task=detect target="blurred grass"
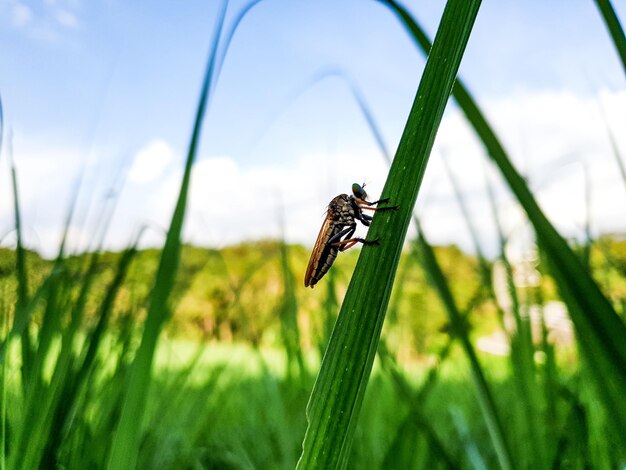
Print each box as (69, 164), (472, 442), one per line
(594, 0), (626, 75)
(415, 219), (514, 470)
(0, 1), (625, 469)
(107, 4), (228, 468)
(383, 0), (626, 442)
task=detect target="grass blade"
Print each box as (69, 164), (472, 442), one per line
(594, 0), (626, 75)
(414, 221), (514, 470)
(107, 4), (227, 469)
(8, 152), (33, 387)
(0, 287), (7, 470)
(297, 1), (482, 467)
(278, 222), (306, 380)
(378, 340), (457, 468)
(382, 0), (626, 434)
(600, 105), (626, 197)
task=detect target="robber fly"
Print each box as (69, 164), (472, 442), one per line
(304, 183), (398, 288)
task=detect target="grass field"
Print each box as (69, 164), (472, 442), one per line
(1, 0), (626, 468)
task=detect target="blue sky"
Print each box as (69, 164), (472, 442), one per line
(0, 0), (625, 257)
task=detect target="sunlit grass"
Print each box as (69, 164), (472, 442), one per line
(0, 0), (625, 469)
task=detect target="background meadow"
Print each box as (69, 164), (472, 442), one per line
(1, 0), (625, 468)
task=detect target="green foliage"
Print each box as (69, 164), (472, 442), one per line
(594, 0), (626, 75)
(384, 0), (626, 446)
(0, 241), (482, 348)
(107, 4), (228, 468)
(1, 1), (626, 469)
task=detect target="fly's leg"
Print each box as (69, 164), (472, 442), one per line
(329, 223), (379, 252)
(360, 205), (399, 212)
(333, 237), (380, 252)
(327, 224), (356, 246)
(359, 213), (373, 226)
(356, 197), (392, 206)
(356, 197), (399, 211)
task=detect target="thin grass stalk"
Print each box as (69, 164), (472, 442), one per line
(107, 4), (227, 468)
(450, 407), (488, 470)
(382, 0), (626, 432)
(214, 0), (263, 81)
(9, 155), (33, 388)
(440, 154), (485, 264)
(415, 220), (514, 470)
(0, 288), (6, 470)
(0, 270), (59, 359)
(11, 341), (74, 470)
(533, 283), (559, 442)
(30, 273), (66, 386)
(297, 1), (482, 467)
(278, 235), (306, 379)
(441, 155), (509, 329)
(40, 243), (140, 467)
(86, 163), (129, 253)
(551, 386), (591, 468)
(484, 165), (546, 467)
(483, 162), (521, 329)
(582, 163), (592, 270)
(414, 336), (454, 405)
(377, 340), (457, 468)
(599, 106), (626, 198)
(594, 0), (626, 75)
(380, 414), (423, 469)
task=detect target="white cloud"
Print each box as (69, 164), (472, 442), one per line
(418, 88), (626, 255)
(127, 139), (175, 184)
(123, 149), (389, 250)
(12, 3), (32, 27)
(55, 9), (78, 28)
(3, 0), (81, 40)
(2, 89), (626, 258)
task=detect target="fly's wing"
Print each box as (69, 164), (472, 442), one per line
(304, 213), (332, 287)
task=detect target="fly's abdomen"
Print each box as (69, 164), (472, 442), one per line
(308, 245), (339, 287)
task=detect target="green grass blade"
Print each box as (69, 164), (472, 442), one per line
(278, 225), (306, 379)
(297, 1), (482, 467)
(107, 4), (227, 469)
(8, 155), (33, 388)
(449, 407), (488, 470)
(377, 341), (457, 468)
(447, 157), (545, 466)
(39, 244), (140, 467)
(600, 106), (626, 197)
(415, 221), (514, 470)
(441, 155), (507, 321)
(78, 244), (140, 381)
(441, 154), (485, 263)
(383, 0), (626, 432)
(0, 287), (7, 470)
(594, 0), (626, 75)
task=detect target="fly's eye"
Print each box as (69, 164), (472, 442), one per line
(352, 183), (363, 198)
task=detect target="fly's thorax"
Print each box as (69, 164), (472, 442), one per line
(328, 194), (356, 225)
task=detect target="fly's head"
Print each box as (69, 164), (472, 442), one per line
(352, 182), (368, 202)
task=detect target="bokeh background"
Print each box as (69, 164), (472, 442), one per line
(0, 1), (625, 468)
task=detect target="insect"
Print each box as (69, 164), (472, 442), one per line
(304, 183), (398, 288)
